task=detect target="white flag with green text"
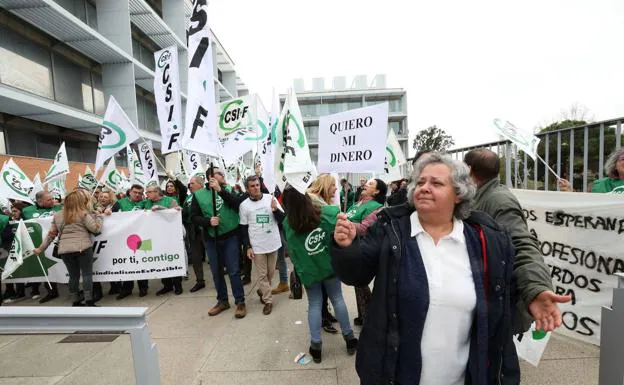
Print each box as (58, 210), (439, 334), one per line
(0, 159), (35, 204)
(44, 142), (70, 184)
(1, 220), (35, 280)
(96, 96), (141, 172)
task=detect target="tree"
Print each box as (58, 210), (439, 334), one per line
(413, 125), (455, 152)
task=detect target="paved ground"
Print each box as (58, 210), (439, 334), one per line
(0, 264), (600, 385)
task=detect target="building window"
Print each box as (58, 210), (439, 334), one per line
(305, 125), (319, 142)
(0, 26), (54, 99)
(136, 93), (160, 134)
(389, 121), (405, 136)
(309, 148), (318, 164)
(92, 73), (105, 115)
(52, 53), (91, 111)
(132, 32), (156, 71)
(389, 99), (402, 113)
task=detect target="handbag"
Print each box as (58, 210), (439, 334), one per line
(289, 270), (303, 300)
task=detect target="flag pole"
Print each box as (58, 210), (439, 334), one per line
(208, 162), (220, 269)
(535, 153), (561, 181)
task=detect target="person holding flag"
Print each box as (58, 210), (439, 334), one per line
(21, 191), (62, 303)
(0, 212), (14, 305)
(191, 167), (247, 319)
(109, 184), (148, 299)
(183, 175), (207, 293)
(33, 189), (103, 307)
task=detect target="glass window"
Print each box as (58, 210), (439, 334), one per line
(86, 1), (98, 30)
(81, 140), (97, 163)
(92, 73), (105, 115)
(0, 26), (54, 99)
(317, 103), (329, 116)
(136, 96), (146, 132)
(145, 100), (159, 133)
(6, 128), (36, 157)
(56, 0), (87, 24)
(114, 152), (127, 168)
(309, 148), (318, 164)
(389, 99), (402, 113)
(52, 53), (86, 110)
(348, 101), (362, 109)
(38, 135), (60, 159)
(328, 102), (342, 114)
(81, 71), (94, 113)
(65, 139), (83, 162)
(305, 125), (319, 141)
(141, 44), (155, 70)
(132, 38), (141, 62)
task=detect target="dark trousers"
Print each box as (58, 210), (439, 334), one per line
(121, 280), (148, 293)
(29, 282), (58, 295)
(355, 286), (372, 322)
(161, 277), (182, 289)
(240, 245), (252, 281)
(190, 236), (205, 283)
(60, 249), (94, 301)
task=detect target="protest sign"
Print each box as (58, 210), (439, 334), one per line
(512, 189), (624, 345)
(318, 103), (388, 173)
(3, 210), (186, 283)
(154, 46), (183, 154)
(182, 0), (219, 156)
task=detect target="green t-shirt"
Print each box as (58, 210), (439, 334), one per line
(117, 197), (145, 212)
(194, 186), (239, 236)
(22, 205), (62, 220)
(143, 196), (175, 210)
(591, 178), (624, 194)
(283, 205), (340, 287)
(346, 199), (383, 224)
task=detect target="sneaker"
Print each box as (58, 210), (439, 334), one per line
(271, 282), (289, 295)
(31, 294), (41, 300)
(156, 287), (173, 296)
(322, 321), (338, 334)
(346, 337), (358, 355)
(39, 291), (59, 304)
(256, 289), (266, 305)
(208, 301), (230, 316)
(262, 303), (273, 315)
(234, 303), (247, 319)
(10, 293), (26, 303)
(190, 282), (205, 293)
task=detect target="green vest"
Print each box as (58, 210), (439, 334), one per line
(182, 194), (194, 224)
(591, 178), (624, 194)
(194, 186), (239, 236)
(346, 199), (383, 224)
(22, 205), (62, 220)
(0, 214), (9, 247)
(167, 195), (180, 205)
(143, 196), (175, 210)
(117, 197), (145, 212)
(283, 205), (339, 287)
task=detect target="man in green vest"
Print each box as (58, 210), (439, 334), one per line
(111, 184), (148, 300)
(191, 167), (246, 319)
(21, 191), (62, 303)
(144, 185), (184, 296)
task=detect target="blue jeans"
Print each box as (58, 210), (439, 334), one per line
(206, 236), (245, 305)
(306, 277), (353, 344)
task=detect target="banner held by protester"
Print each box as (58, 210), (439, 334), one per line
(154, 46), (183, 154)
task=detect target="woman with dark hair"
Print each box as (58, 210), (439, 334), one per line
(345, 178), (387, 326)
(282, 187), (357, 364)
(165, 179), (188, 205)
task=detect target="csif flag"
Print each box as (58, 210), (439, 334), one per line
(182, 0), (219, 156)
(379, 129), (406, 183)
(0, 159), (35, 204)
(138, 141), (159, 186)
(182, 150), (204, 179)
(99, 158), (123, 192)
(2, 220), (36, 280)
(96, 96), (141, 172)
(274, 88), (317, 194)
(31, 173), (45, 201)
(493, 119), (540, 160)
(49, 176), (66, 199)
(154, 46), (183, 154)
(44, 142), (70, 184)
(79, 166), (98, 191)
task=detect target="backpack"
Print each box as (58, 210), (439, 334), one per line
(290, 270), (303, 300)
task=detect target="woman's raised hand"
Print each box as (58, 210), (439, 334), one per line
(334, 213), (356, 248)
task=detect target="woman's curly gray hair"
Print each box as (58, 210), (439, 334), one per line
(604, 148), (624, 179)
(408, 152), (476, 220)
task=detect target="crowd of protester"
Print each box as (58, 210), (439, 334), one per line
(7, 145), (621, 383)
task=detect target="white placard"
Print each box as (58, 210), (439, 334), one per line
(154, 46), (183, 154)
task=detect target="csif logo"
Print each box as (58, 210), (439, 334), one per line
(99, 121), (127, 150)
(386, 146), (397, 167)
(610, 186), (624, 194)
(157, 50), (171, 69)
(304, 228), (326, 254)
(219, 99), (249, 132)
(3, 168), (31, 197)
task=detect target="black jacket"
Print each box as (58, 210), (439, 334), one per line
(331, 204), (519, 385)
(386, 188), (407, 206)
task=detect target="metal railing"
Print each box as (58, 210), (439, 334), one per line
(446, 117), (624, 192)
(0, 306), (160, 385)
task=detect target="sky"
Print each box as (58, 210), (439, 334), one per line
(209, 0), (624, 156)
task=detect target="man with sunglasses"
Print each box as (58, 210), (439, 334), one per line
(191, 167), (247, 318)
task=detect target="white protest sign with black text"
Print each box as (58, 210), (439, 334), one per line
(4, 211), (186, 283)
(318, 103), (388, 173)
(182, 0), (219, 156)
(154, 46), (183, 154)
(512, 189), (624, 345)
